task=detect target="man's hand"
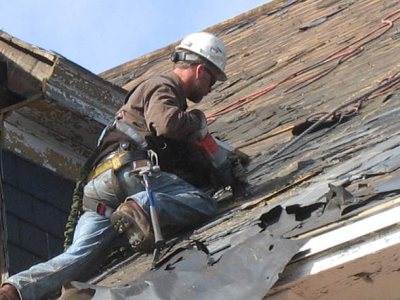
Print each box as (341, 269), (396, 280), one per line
(229, 153), (250, 182)
(229, 154), (251, 199)
(231, 157), (248, 183)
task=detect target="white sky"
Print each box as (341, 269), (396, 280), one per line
(0, 0), (270, 74)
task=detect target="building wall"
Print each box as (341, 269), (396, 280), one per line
(1, 150), (74, 275)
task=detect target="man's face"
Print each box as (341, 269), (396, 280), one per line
(187, 64), (217, 103)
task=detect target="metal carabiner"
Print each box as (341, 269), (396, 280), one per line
(147, 150), (159, 168)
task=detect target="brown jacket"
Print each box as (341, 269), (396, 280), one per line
(100, 72), (214, 188)
(117, 72), (203, 140)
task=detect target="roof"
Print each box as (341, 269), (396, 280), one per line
(2, 0), (400, 298)
(75, 0), (400, 298)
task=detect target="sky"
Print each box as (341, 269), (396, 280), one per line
(0, 0), (270, 74)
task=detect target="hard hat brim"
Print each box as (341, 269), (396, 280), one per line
(216, 72), (227, 82)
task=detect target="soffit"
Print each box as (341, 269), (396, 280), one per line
(0, 31), (127, 179)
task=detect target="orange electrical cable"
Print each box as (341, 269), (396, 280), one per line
(284, 8), (400, 94)
(206, 8), (400, 124)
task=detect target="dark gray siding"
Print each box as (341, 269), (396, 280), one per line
(1, 150), (74, 274)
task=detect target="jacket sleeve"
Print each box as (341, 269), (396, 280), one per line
(142, 82), (205, 141)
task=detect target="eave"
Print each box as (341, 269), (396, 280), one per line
(0, 31), (127, 179)
(267, 198), (400, 299)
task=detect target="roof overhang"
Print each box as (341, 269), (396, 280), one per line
(267, 198), (400, 299)
(0, 31), (127, 179)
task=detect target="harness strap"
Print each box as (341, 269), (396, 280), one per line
(87, 149), (148, 181)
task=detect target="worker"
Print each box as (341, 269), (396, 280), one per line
(0, 31), (247, 300)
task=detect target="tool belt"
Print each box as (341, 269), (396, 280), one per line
(87, 149), (149, 182)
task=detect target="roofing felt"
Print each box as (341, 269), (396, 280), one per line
(70, 0), (400, 298)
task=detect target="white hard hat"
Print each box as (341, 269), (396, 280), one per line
(175, 32), (227, 81)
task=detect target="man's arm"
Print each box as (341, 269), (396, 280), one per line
(143, 84), (204, 141)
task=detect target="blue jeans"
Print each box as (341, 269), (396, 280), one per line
(6, 168), (217, 299)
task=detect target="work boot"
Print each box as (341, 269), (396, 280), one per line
(110, 199), (155, 252)
(0, 284), (20, 300)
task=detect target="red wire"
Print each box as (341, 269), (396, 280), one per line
(206, 8), (400, 124)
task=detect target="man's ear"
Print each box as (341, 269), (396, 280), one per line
(194, 64), (204, 80)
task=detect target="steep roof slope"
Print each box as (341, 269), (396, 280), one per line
(74, 0), (400, 298)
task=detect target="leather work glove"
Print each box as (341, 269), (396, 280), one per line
(229, 154), (251, 199)
(187, 109), (208, 142)
(229, 153), (249, 183)
(109, 199), (155, 252)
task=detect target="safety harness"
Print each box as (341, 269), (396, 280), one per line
(86, 149), (148, 182)
(63, 120), (150, 249)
